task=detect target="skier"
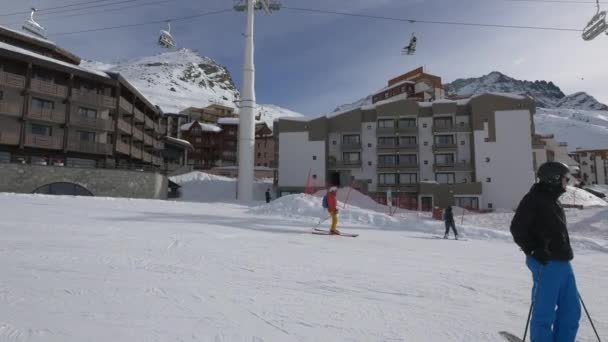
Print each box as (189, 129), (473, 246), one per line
(327, 186), (339, 235)
(265, 188), (271, 204)
(510, 161), (580, 342)
(443, 206), (458, 239)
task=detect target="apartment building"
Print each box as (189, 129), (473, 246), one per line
(276, 90), (537, 211)
(0, 25), (169, 198)
(532, 134), (579, 174)
(570, 148), (608, 185)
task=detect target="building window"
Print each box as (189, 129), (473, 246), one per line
(257, 153), (261, 158)
(342, 134), (360, 144)
(460, 141), (465, 146)
(486, 177), (492, 183)
(399, 118), (416, 128)
(78, 131), (96, 142)
(400, 173), (417, 184)
(422, 123), (427, 128)
(377, 119), (395, 128)
(484, 138), (490, 142)
(488, 203), (493, 209)
(455, 197), (479, 210)
(257, 163), (261, 166)
(313, 155), (317, 160)
(399, 136), (416, 146)
(379, 173), (397, 185)
(343, 152), (361, 163)
(436, 173), (455, 184)
(332, 140), (337, 145)
(264, 152), (267, 158)
(435, 154), (454, 166)
(433, 117), (453, 129)
(32, 98), (54, 110)
(78, 107), (97, 119)
(378, 155), (397, 167)
(434, 135), (454, 145)
(367, 179), (372, 184)
(367, 125), (372, 130)
(486, 157), (491, 163)
(368, 143), (372, 148)
(399, 154), (417, 165)
(424, 160), (428, 165)
(31, 124), (51, 136)
(0, 90), (3, 100)
(312, 174), (317, 179)
(195, 138), (202, 143)
(368, 161), (372, 166)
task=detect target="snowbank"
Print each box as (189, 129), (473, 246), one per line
(170, 171), (271, 202)
(560, 186), (607, 207)
(312, 187), (383, 212)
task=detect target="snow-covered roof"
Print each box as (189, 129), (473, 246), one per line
(164, 136), (193, 149)
(217, 117), (240, 125)
(180, 121), (222, 132)
(0, 41), (109, 79)
(376, 79), (415, 93)
(472, 92), (527, 100)
(0, 25), (56, 47)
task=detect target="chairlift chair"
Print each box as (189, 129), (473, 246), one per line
(582, 0), (607, 41)
(233, 0), (281, 13)
(401, 33), (417, 56)
(22, 8), (47, 39)
(158, 21), (176, 49)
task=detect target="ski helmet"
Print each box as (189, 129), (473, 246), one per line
(537, 161), (570, 186)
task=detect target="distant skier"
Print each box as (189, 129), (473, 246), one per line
(510, 161), (580, 342)
(443, 206), (458, 239)
(265, 188), (271, 204)
(327, 186), (339, 235)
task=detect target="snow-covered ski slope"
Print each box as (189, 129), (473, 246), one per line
(0, 192), (606, 341)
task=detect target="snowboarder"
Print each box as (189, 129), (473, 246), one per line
(327, 186), (339, 235)
(510, 161), (580, 342)
(443, 206), (458, 239)
(265, 188), (271, 203)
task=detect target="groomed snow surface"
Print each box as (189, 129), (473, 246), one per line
(1, 184), (607, 341)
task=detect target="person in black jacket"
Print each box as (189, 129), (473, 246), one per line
(265, 189), (271, 204)
(443, 206), (458, 239)
(510, 161), (580, 342)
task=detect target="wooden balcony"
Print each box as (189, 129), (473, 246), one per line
(119, 97), (132, 113)
(131, 145), (143, 159)
(70, 115), (114, 131)
(117, 119), (132, 134)
(67, 140), (113, 155)
(72, 89), (116, 108)
(26, 107), (65, 124)
(0, 71), (26, 89)
(116, 140), (130, 155)
(143, 134), (153, 146)
(133, 109), (145, 123)
(30, 79), (68, 98)
(0, 131), (20, 145)
(0, 102), (22, 118)
(132, 127), (144, 141)
(24, 134), (63, 150)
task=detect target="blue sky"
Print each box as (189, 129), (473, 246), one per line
(1, 0), (607, 116)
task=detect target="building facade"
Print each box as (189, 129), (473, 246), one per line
(571, 149), (608, 185)
(276, 93), (537, 211)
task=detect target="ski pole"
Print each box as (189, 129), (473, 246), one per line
(522, 300), (533, 342)
(312, 215), (330, 230)
(580, 293), (602, 342)
(523, 265), (545, 342)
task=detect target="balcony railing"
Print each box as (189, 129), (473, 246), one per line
(397, 161), (419, 169)
(131, 145), (143, 159)
(30, 79), (68, 98)
(72, 89), (116, 108)
(116, 140), (130, 155)
(67, 140), (113, 155)
(119, 97), (132, 113)
(26, 107), (65, 124)
(377, 141), (397, 150)
(117, 119), (132, 134)
(70, 115), (114, 131)
(433, 161), (474, 172)
(144, 116), (154, 130)
(432, 124), (472, 133)
(143, 134), (153, 146)
(24, 134), (63, 150)
(0, 71), (26, 89)
(134, 109), (145, 122)
(432, 143), (458, 151)
(0, 131), (20, 145)
(132, 127), (144, 141)
(0, 102), (22, 118)
(328, 160), (362, 169)
(340, 141), (362, 151)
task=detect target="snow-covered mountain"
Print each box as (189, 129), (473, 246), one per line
(556, 92), (608, 111)
(81, 49), (304, 128)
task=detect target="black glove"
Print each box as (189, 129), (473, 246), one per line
(530, 248), (550, 265)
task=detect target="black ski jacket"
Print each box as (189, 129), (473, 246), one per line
(510, 183), (573, 261)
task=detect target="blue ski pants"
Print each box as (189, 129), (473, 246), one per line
(526, 256), (581, 342)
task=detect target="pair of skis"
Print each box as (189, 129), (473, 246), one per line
(312, 227), (358, 238)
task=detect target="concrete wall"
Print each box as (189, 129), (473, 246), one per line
(473, 109), (535, 210)
(0, 164), (167, 199)
(278, 131), (326, 188)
